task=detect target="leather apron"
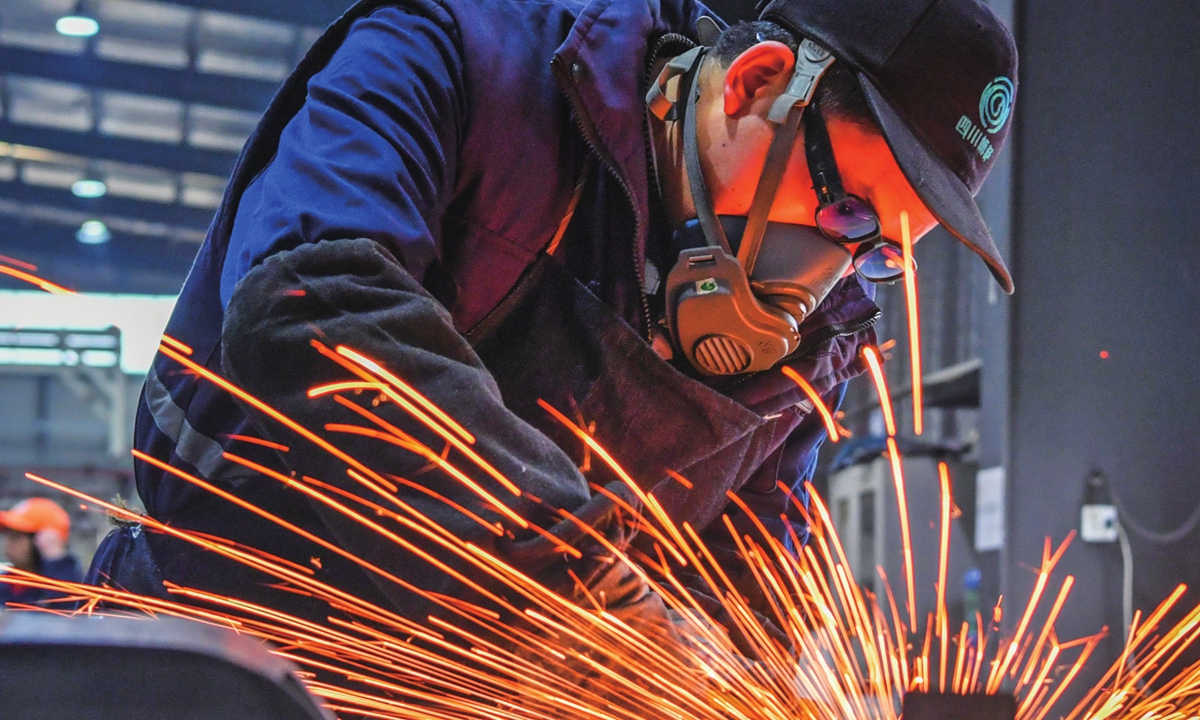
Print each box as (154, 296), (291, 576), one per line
(467, 251), (797, 538)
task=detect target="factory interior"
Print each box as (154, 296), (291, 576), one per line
(0, 0), (1197, 718)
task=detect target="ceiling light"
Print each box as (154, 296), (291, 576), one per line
(76, 220), (111, 245)
(71, 179), (108, 199)
(56, 16), (100, 38)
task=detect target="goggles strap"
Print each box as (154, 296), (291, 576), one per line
(803, 102), (843, 205)
(681, 51), (734, 256)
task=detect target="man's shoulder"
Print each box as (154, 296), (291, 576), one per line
(349, 0), (707, 52)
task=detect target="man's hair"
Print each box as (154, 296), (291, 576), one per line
(712, 21), (876, 129)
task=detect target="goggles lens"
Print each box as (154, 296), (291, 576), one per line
(853, 241), (911, 283)
(815, 196), (880, 244)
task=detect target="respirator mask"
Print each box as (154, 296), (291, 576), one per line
(646, 38), (905, 376)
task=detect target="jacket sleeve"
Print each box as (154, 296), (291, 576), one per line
(214, 5), (677, 638)
(220, 4), (463, 309)
(222, 238), (674, 634)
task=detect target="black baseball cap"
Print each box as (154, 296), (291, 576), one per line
(759, 0), (1019, 293)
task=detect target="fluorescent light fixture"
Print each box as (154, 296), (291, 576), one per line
(71, 179), (108, 199)
(56, 15), (100, 38)
(76, 220), (112, 245)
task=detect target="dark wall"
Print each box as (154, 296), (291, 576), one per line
(1008, 0), (1200, 698)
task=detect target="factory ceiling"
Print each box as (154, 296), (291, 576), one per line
(0, 0), (349, 294)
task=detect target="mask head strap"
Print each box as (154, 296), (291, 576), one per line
(737, 39), (835, 275)
(648, 38), (836, 267)
(646, 44), (733, 254)
(646, 47), (706, 122)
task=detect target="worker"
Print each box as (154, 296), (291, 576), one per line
(87, 0), (1017, 650)
(1, 497), (83, 608)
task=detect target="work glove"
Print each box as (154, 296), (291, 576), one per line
(495, 480), (672, 636)
(494, 482), (709, 702)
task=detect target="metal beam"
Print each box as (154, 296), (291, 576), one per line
(0, 181), (216, 231)
(0, 222), (195, 295)
(0, 47), (279, 113)
(0, 121), (238, 176)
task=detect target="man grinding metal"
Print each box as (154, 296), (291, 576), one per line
(88, 0), (1017, 659)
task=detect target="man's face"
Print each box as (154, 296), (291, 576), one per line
(3, 531), (35, 572)
(694, 42), (938, 250)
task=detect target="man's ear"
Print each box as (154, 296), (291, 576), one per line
(723, 41), (795, 118)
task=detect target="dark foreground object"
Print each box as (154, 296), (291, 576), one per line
(905, 692), (1018, 720)
(0, 614), (330, 720)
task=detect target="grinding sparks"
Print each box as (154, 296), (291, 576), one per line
(900, 211), (923, 436)
(781, 366), (840, 442)
(160, 334), (193, 356)
(935, 462), (951, 693)
(0, 255), (74, 294)
(862, 345), (897, 437)
(0, 254), (38, 272)
(886, 437), (917, 629)
(2, 341), (1200, 720)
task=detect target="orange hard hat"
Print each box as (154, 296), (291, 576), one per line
(0, 498), (70, 542)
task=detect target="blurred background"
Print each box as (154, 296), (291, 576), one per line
(0, 0), (1197, 705)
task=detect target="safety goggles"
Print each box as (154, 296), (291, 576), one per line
(804, 103), (913, 283)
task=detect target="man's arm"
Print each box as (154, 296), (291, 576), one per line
(222, 237), (676, 661)
(220, 4), (463, 310)
(217, 5), (670, 635)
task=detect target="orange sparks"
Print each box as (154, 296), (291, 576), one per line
(988, 535), (1074, 693)
(335, 345), (477, 445)
(665, 470), (694, 490)
(224, 434), (290, 453)
(1, 339), (1196, 720)
(0, 264), (74, 294)
(886, 437), (917, 629)
(160, 334), (194, 356)
(781, 367), (840, 443)
(861, 345), (897, 437)
(537, 398), (651, 510)
(900, 210), (923, 436)
(935, 461), (951, 693)
(0, 254), (39, 272)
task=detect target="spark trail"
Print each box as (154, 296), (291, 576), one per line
(2, 259), (1198, 720)
(0, 255), (74, 294)
(2, 336), (1198, 720)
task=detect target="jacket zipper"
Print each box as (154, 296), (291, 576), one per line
(551, 56), (654, 341)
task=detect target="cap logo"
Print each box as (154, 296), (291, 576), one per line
(953, 77), (1013, 164)
(979, 77), (1015, 134)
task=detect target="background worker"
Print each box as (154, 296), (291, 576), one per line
(87, 0), (1018, 647)
(1, 497), (82, 608)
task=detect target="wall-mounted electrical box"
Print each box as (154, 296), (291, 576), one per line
(1081, 504), (1118, 543)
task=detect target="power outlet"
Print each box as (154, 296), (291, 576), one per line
(1081, 504), (1118, 543)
